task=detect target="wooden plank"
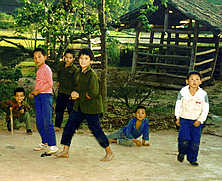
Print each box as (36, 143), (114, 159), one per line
(201, 76), (211, 82)
(138, 43), (192, 49)
(94, 54), (101, 58)
(137, 52), (189, 60)
(196, 49), (216, 56)
(133, 80), (182, 89)
(136, 71), (186, 79)
(91, 47), (101, 50)
(137, 62), (189, 69)
(131, 27), (141, 77)
(151, 28), (193, 34)
(194, 58), (214, 66)
(199, 68), (212, 75)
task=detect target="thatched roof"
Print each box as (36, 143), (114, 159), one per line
(116, 0), (222, 34)
(0, 0), (24, 14)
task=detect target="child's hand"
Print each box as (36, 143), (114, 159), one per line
(176, 118), (180, 126)
(193, 120), (201, 127)
(85, 93), (91, 100)
(71, 91), (79, 100)
(9, 107), (13, 111)
(19, 109), (25, 114)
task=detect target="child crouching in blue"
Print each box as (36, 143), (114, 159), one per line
(108, 105), (150, 147)
(175, 71), (209, 166)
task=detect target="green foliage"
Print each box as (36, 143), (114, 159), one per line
(108, 76), (154, 110)
(0, 12), (14, 29)
(107, 37), (121, 66)
(0, 67), (22, 101)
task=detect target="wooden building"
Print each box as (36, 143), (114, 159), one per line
(115, 0), (222, 89)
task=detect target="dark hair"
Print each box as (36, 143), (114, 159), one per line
(14, 87), (25, 96)
(78, 48), (94, 60)
(32, 48), (47, 57)
(186, 71), (201, 80)
(64, 48), (75, 57)
(135, 105), (146, 113)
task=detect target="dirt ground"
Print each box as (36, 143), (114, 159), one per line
(0, 129), (222, 181)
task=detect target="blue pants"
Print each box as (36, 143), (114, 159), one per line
(55, 92), (74, 128)
(35, 94), (56, 146)
(61, 110), (109, 148)
(178, 118), (202, 162)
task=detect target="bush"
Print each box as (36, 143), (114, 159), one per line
(106, 37), (120, 66)
(0, 67), (22, 101)
(0, 12), (14, 29)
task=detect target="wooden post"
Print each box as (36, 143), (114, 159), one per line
(164, 7), (169, 32)
(189, 21), (199, 72)
(10, 108), (13, 135)
(98, 0), (107, 108)
(210, 34), (220, 78)
(131, 26), (141, 78)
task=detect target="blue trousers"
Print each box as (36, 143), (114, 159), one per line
(55, 92), (74, 128)
(61, 110), (109, 148)
(178, 118), (202, 162)
(35, 94), (56, 146)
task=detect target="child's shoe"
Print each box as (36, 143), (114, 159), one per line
(190, 161), (199, 166)
(47, 146), (58, 154)
(26, 129), (33, 135)
(33, 143), (48, 151)
(177, 154), (184, 162)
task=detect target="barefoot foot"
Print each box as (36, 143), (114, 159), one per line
(55, 151), (69, 158)
(101, 151), (113, 161)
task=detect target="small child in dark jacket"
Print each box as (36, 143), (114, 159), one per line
(0, 87), (32, 134)
(107, 105), (150, 147)
(54, 49), (78, 131)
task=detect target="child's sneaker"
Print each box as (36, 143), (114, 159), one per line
(190, 161), (199, 166)
(33, 143), (48, 151)
(47, 146), (58, 154)
(177, 153), (184, 162)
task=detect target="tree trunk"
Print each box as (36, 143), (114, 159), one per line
(98, 0), (107, 111)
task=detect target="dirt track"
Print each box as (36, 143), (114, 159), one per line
(0, 129), (222, 181)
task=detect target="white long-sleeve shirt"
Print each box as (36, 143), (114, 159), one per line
(175, 85), (209, 124)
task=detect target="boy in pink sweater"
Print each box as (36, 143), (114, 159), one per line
(29, 48), (58, 154)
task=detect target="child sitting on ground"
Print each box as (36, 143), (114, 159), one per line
(0, 87), (32, 134)
(107, 105), (150, 147)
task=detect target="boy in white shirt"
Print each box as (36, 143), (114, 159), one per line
(175, 71), (209, 166)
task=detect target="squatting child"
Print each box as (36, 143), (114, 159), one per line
(175, 71), (209, 166)
(0, 87), (32, 134)
(56, 48), (113, 161)
(54, 48), (78, 131)
(29, 48), (58, 154)
(107, 105), (150, 147)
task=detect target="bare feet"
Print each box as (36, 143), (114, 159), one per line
(101, 146), (113, 161)
(101, 151), (113, 161)
(55, 151), (69, 158)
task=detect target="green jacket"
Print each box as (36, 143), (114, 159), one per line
(56, 61), (78, 95)
(73, 66), (103, 114)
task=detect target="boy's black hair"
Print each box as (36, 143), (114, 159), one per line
(135, 105), (147, 113)
(78, 48), (94, 60)
(186, 71), (201, 80)
(64, 48), (75, 57)
(14, 87), (25, 96)
(32, 48), (47, 57)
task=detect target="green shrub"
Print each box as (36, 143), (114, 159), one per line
(0, 12), (14, 29)
(107, 37), (120, 66)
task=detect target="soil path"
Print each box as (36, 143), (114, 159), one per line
(0, 129), (222, 181)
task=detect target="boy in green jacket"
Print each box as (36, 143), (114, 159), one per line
(54, 49), (78, 132)
(56, 48), (113, 161)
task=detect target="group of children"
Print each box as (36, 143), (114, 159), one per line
(0, 47), (209, 165)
